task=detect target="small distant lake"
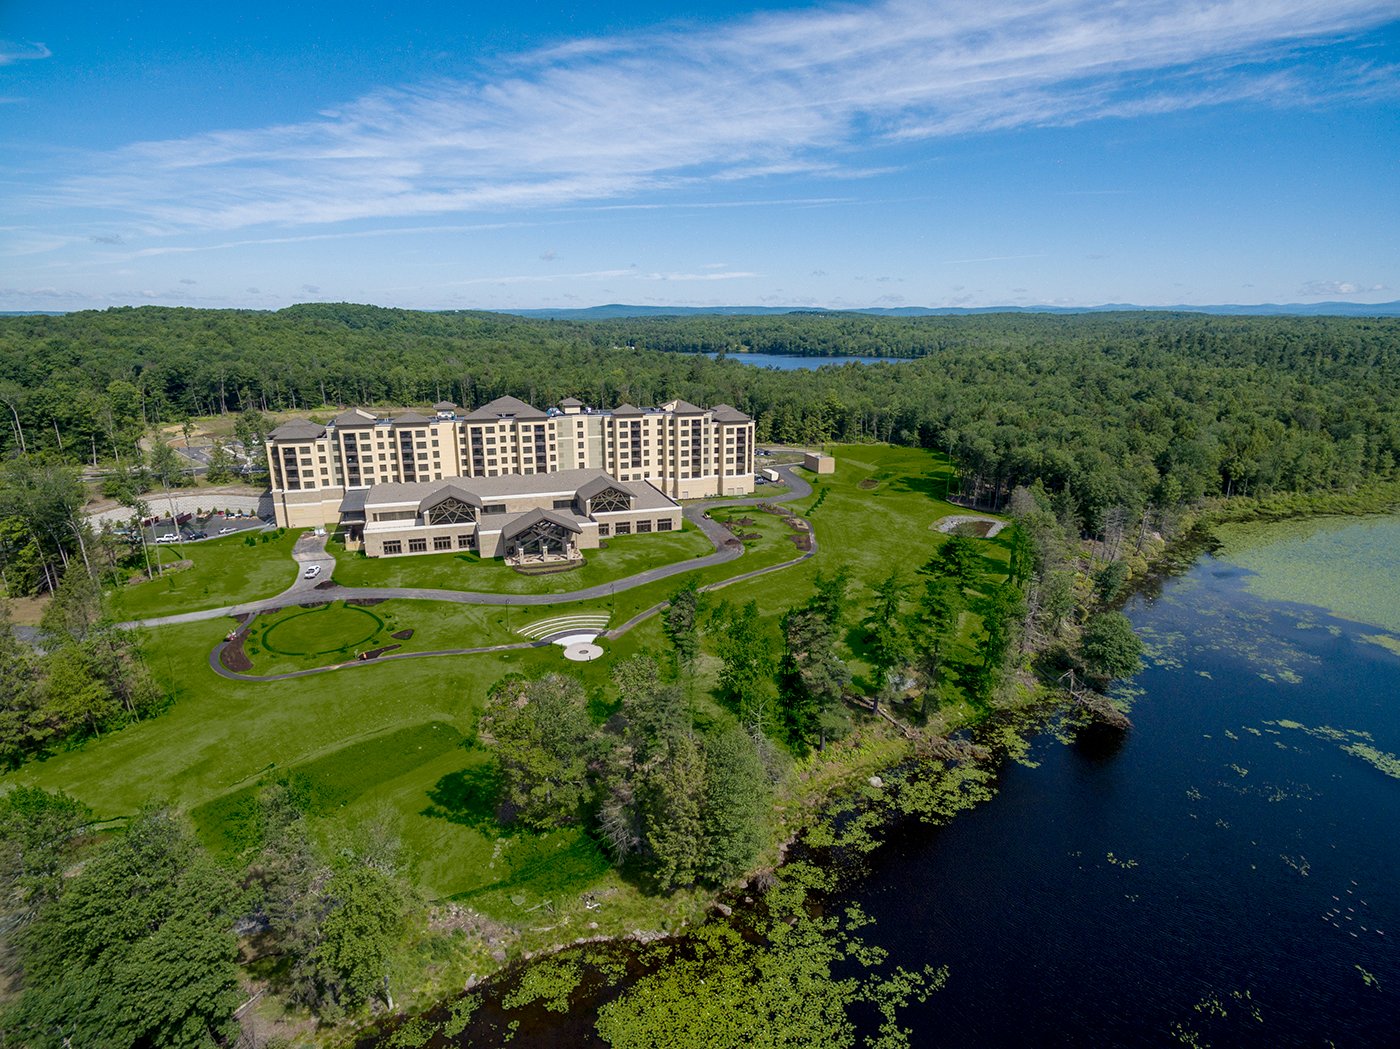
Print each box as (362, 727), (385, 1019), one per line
(703, 352), (912, 370)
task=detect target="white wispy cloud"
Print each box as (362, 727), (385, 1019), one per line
(43, 0), (1400, 231)
(1299, 279), (1389, 296)
(0, 41), (51, 66)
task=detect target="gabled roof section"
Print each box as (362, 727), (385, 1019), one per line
(501, 507), (583, 540)
(710, 403), (752, 423)
(611, 402), (645, 417)
(269, 418), (326, 441)
(662, 398), (706, 415)
(432, 401), (457, 411)
(332, 408), (377, 428)
(559, 396), (584, 407)
(464, 395), (547, 421)
(418, 484), (483, 514)
(392, 410), (432, 426)
(576, 474), (632, 505)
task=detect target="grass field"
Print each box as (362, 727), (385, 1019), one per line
(11, 445), (1005, 928)
(107, 529), (302, 620)
(328, 520), (715, 594)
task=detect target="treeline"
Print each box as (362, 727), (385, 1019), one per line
(0, 570), (161, 768)
(3, 304), (1397, 536)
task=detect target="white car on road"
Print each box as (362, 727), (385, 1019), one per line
(303, 564), (322, 580)
(218, 526), (237, 535)
(154, 533), (180, 544)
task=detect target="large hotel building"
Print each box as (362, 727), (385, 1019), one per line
(264, 395), (755, 558)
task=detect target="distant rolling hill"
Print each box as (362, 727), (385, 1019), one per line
(501, 301), (1400, 320)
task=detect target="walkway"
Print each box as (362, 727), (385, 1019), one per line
(192, 465), (820, 682)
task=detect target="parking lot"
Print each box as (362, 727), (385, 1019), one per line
(139, 512), (270, 545)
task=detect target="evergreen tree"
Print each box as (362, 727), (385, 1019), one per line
(642, 733), (707, 891)
(778, 607), (850, 751)
(661, 580), (703, 679)
(924, 534), (980, 587)
(700, 727), (768, 883)
(863, 570), (911, 691)
(709, 600), (776, 731)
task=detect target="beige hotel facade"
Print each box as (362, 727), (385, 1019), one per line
(264, 395), (755, 550)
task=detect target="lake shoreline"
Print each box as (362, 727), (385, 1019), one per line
(356, 480), (1400, 1047)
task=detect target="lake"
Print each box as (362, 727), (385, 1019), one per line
(703, 351), (912, 370)
(848, 514), (1400, 1046)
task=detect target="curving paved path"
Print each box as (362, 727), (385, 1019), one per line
(200, 466), (820, 682)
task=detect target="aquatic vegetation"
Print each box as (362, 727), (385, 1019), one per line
(1105, 852), (1138, 869)
(500, 957), (584, 1013)
(1228, 764), (1249, 778)
(1341, 743), (1400, 780)
(1214, 515), (1400, 634)
(1360, 634), (1400, 657)
(1356, 965), (1380, 990)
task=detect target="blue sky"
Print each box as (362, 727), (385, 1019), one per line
(2, 0), (1397, 311)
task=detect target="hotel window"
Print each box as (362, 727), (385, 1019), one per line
(637, 520), (652, 533)
(615, 521), (631, 535)
(597, 523), (610, 536)
(383, 540), (402, 555)
(408, 538), (427, 553)
(434, 536), (452, 551)
(457, 534), (472, 548)
(658, 518), (673, 530)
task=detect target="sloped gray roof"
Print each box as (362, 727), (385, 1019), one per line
(269, 419), (326, 441)
(464, 395), (547, 421)
(575, 474), (632, 506)
(559, 396), (584, 407)
(501, 506), (582, 540)
(433, 401), (457, 411)
(611, 402), (645, 417)
(332, 408), (377, 428)
(418, 483), (484, 514)
(392, 410), (432, 426)
(710, 403), (752, 423)
(663, 398), (706, 415)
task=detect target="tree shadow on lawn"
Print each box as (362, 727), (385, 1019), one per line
(423, 762), (503, 830)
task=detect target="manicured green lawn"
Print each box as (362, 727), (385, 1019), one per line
(107, 529), (302, 620)
(14, 444), (1008, 915)
(237, 599), (521, 676)
(328, 520), (715, 594)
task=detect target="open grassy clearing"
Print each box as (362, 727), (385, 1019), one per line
(328, 519), (715, 594)
(107, 528), (302, 619)
(12, 445), (1006, 941)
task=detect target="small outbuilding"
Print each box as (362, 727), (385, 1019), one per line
(803, 451), (835, 475)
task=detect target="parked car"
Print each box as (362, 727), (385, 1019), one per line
(218, 526), (237, 535)
(185, 530), (208, 540)
(155, 533), (180, 544)
(303, 564), (322, 579)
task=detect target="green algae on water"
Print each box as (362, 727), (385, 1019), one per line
(1214, 515), (1400, 633)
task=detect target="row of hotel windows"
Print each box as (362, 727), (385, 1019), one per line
(377, 518), (674, 555)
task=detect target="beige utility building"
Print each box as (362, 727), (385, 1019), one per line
(265, 394), (754, 535)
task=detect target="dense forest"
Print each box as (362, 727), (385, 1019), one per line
(2, 303), (1398, 537)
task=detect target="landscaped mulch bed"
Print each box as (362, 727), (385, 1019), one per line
(298, 602), (329, 610)
(220, 635), (253, 673)
(315, 579), (336, 590)
(391, 628), (414, 640)
(858, 478), (880, 490)
(789, 533), (813, 551)
(347, 597), (385, 607)
(511, 560), (583, 576)
(359, 644), (402, 660)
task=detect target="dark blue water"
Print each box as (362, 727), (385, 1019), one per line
(704, 351), (912, 370)
(850, 556), (1400, 1046)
